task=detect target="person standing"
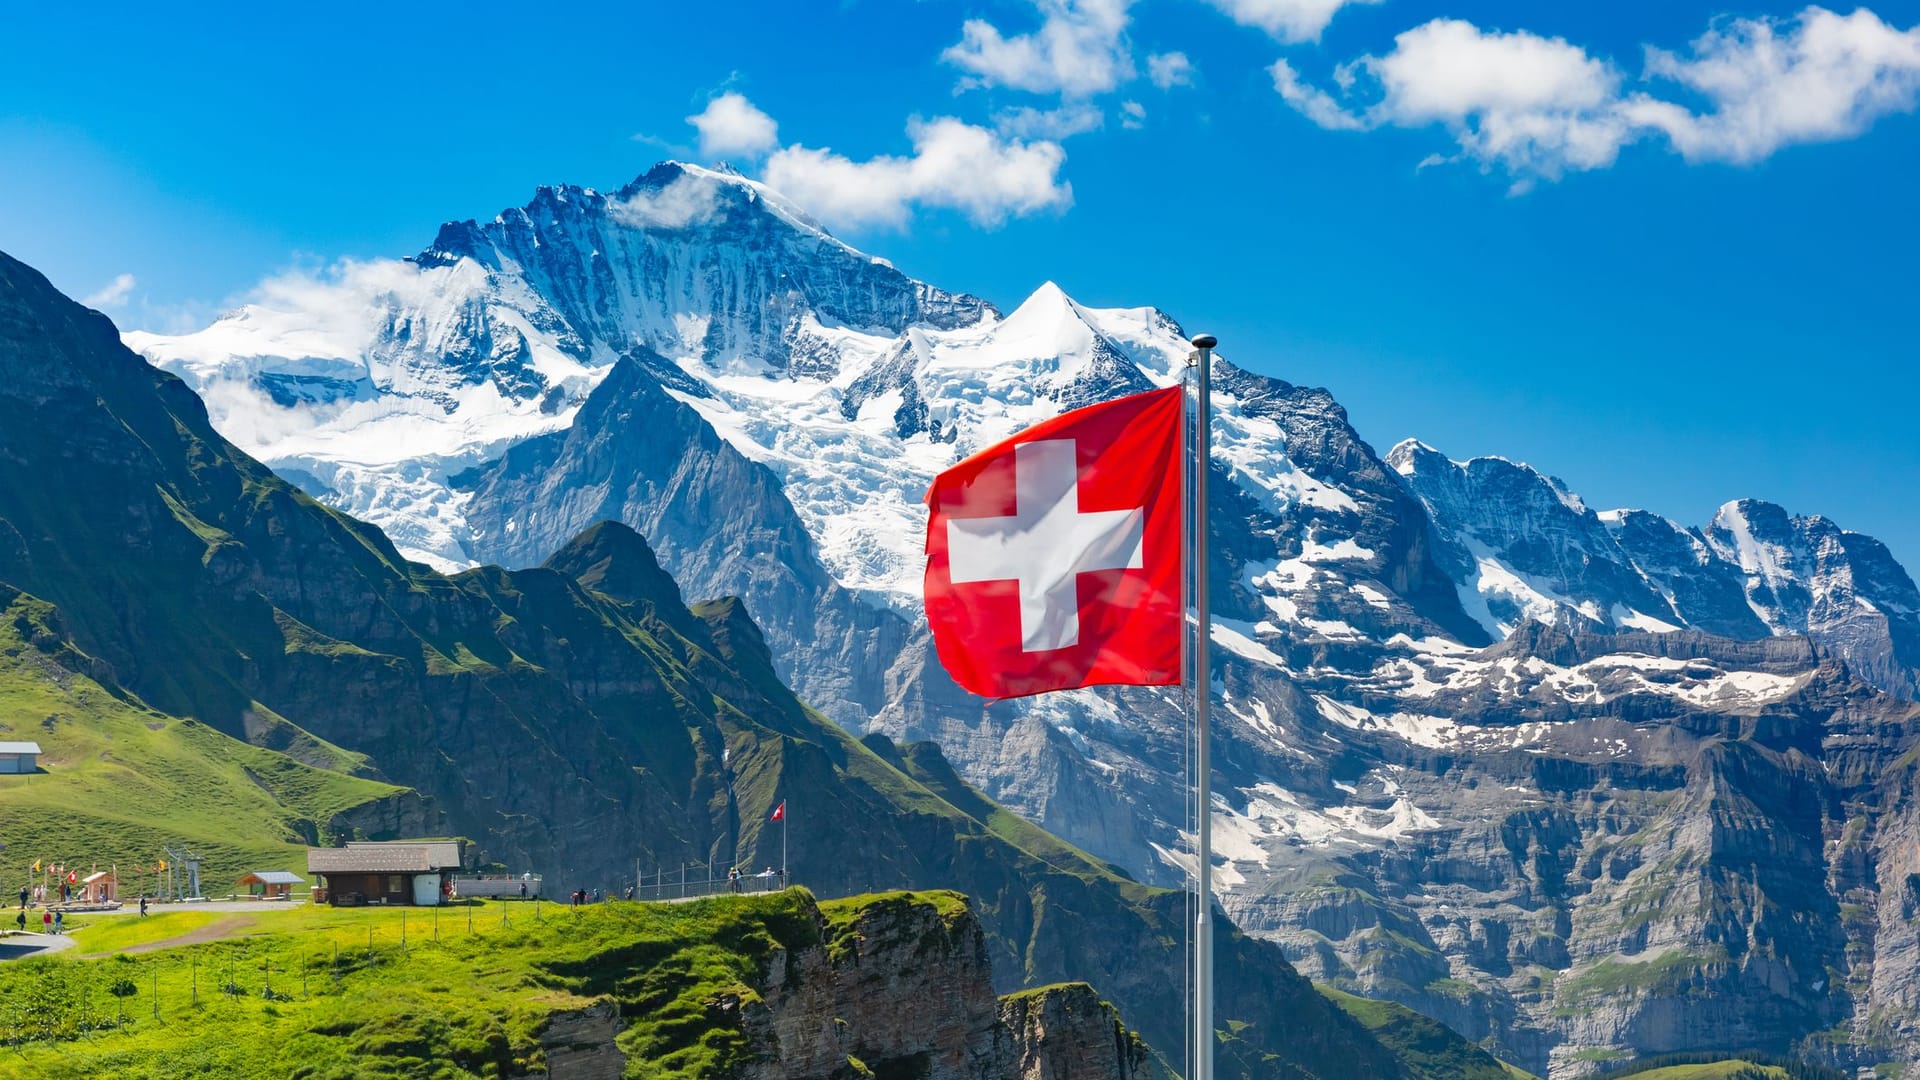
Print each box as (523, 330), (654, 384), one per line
(13, 910), (23, 933)
(17, 885), (25, 909)
(40, 910), (50, 934)
(139, 895), (148, 917)
(52, 911), (63, 935)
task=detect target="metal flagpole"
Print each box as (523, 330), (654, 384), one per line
(1190, 333), (1217, 1080)
(782, 803), (788, 885)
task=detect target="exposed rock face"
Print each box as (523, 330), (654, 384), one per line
(1234, 627), (1920, 1077)
(997, 984), (1150, 1080)
(417, 162), (994, 378)
(538, 1001), (627, 1080)
(740, 894), (1149, 1080)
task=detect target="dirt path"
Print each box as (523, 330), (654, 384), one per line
(76, 916), (256, 959)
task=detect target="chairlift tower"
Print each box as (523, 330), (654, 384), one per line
(162, 845), (204, 900)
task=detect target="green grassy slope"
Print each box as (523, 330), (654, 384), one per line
(0, 891), (863, 1078)
(1319, 986), (1536, 1080)
(1616, 1065), (1789, 1080)
(0, 588), (409, 889)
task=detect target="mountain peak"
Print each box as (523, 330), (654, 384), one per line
(543, 520), (686, 613)
(992, 281), (1102, 356)
(1384, 438), (1448, 476)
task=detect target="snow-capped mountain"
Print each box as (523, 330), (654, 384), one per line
(128, 162), (990, 568)
(127, 162), (1920, 1076)
(1390, 441), (1920, 698)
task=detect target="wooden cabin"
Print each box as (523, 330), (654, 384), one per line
(307, 840), (464, 906)
(80, 870), (116, 904)
(237, 870), (305, 900)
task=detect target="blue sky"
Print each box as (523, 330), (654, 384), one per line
(3, 0), (1918, 567)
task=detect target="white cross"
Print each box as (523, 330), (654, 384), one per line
(946, 439), (1144, 652)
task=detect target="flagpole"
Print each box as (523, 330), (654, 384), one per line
(1191, 332), (1216, 1080)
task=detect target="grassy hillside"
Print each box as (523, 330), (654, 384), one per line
(0, 889), (1153, 1080)
(0, 588), (411, 890)
(0, 890), (832, 1078)
(1320, 986), (1537, 1080)
(1615, 1065), (1788, 1080)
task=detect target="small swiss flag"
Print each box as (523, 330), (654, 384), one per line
(769, 800), (786, 823)
(924, 385), (1185, 699)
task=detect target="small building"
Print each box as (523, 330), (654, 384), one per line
(237, 870), (305, 900)
(307, 839), (465, 907)
(80, 870), (116, 903)
(0, 742), (41, 774)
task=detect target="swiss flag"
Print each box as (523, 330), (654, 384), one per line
(924, 385), (1185, 699)
(769, 801), (786, 822)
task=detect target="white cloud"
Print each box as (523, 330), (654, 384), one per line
(82, 272), (136, 309)
(611, 171), (727, 230)
(761, 117), (1072, 230)
(944, 0), (1135, 97)
(994, 102), (1107, 139)
(1636, 7), (1920, 163)
(1271, 59), (1367, 131)
(1358, 19), (1620, 122)
(1271, 6), (1920, 188)
(687, 92), (780, 159)
(1121, 100), (1147, 129)
(1148, 51), (1194, 89)
(1207, 0), (1378, 44)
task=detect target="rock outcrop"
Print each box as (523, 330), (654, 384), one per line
(738, 892), (1150, 1080)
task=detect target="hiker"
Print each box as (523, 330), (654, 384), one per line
(139, 895), (148, 917)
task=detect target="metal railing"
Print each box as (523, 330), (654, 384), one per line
(628, 871), (789, 903)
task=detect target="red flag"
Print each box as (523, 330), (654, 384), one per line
(769, 801), (786, 822)
(924, 385), (1185, 699)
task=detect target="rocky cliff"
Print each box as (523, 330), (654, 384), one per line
(735, 892), (1152, 1080)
